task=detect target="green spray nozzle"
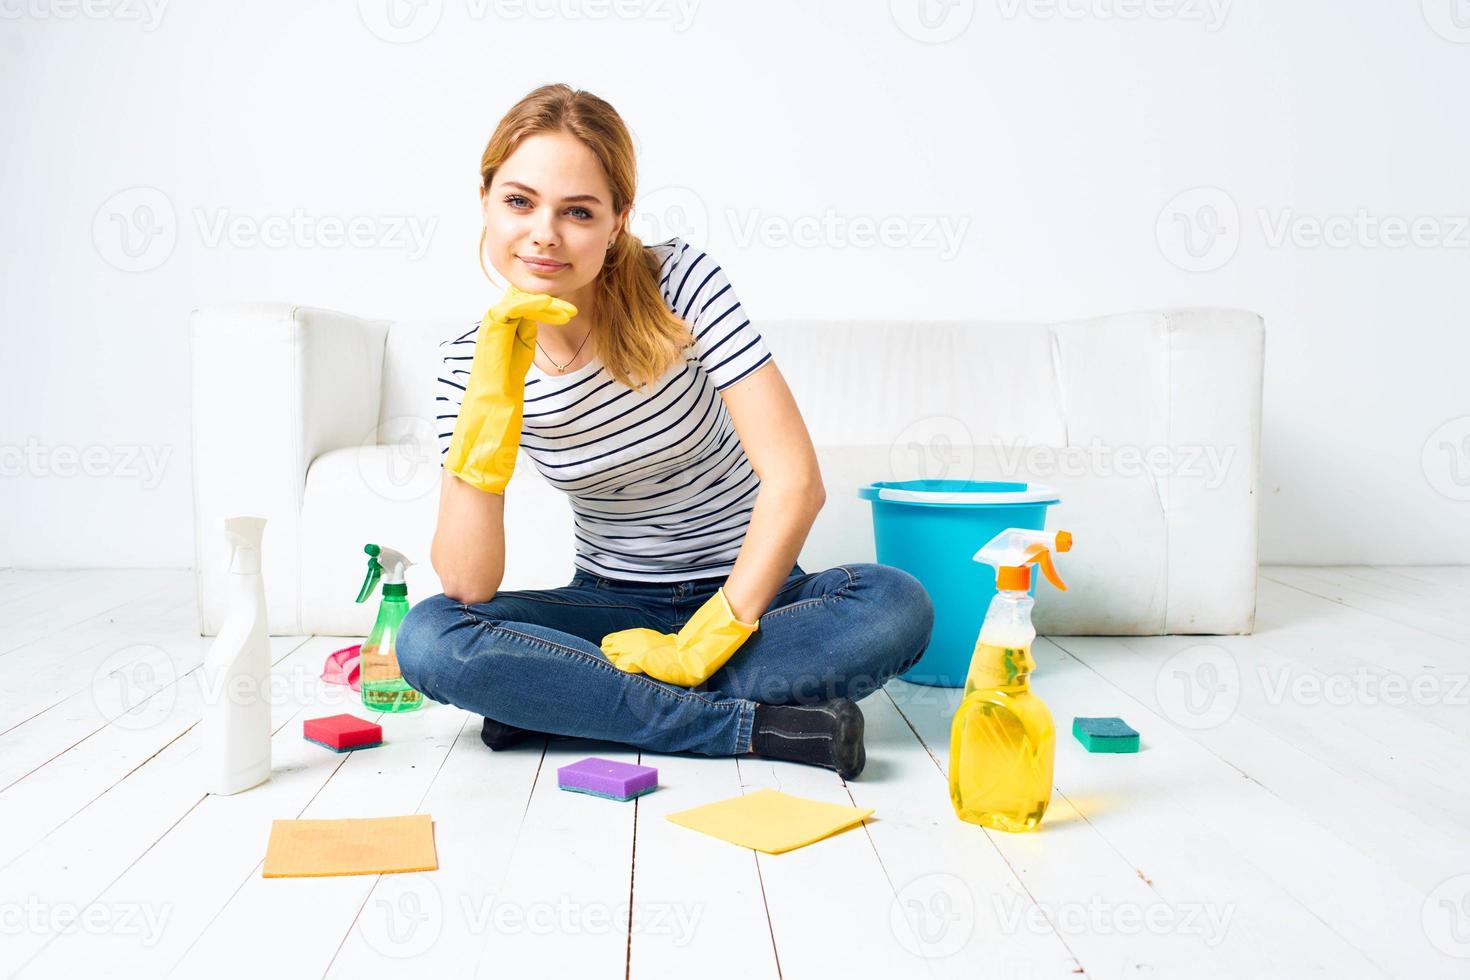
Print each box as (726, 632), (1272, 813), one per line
(356, 543), (414, 603)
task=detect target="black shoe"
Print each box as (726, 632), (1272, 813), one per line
(749, 697), (866, 779)
(480, 715), (536, 751)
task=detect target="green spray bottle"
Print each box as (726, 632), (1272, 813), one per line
(355, 543), (423, 713)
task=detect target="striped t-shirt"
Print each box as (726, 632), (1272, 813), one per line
(436, 236), (775, 583)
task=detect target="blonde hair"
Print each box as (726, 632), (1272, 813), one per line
(478, 84), (691, 393)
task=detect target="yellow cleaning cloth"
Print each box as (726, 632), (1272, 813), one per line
(666, 788), (874, 854)
(262, 814), (438, 878)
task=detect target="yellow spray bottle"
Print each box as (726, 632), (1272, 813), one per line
(949, 527), (1072, 832)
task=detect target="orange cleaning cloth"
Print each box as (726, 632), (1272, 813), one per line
(262, 814), (438, 878)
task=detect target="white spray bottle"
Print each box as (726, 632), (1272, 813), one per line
(200, 516), (272, 795)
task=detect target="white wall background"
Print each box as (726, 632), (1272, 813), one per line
(2, 0), (1467, 568)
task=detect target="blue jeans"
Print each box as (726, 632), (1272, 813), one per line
(395, 562), (934, 758)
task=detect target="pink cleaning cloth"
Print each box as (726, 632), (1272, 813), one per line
(321, 643), (362, 692)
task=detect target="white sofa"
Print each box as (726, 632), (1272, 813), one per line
(189, 304), (1264, 638)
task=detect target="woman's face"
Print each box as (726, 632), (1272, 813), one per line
(480, 131), (626, 308)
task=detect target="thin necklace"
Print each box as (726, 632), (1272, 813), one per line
(537, 320), (593, 373)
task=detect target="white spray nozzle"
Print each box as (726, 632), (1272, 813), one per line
(357, 543), (415, 603)
(973, 528), (1073, 592)
(222, 516), (266, 575)
(372, 546), (413, 584)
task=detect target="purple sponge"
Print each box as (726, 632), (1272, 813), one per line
(557, 757), (659, 802)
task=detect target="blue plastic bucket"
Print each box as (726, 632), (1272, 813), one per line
(857, 479), (1061, 688)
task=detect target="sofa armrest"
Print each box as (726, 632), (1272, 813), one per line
(1049, 307), (1265, 633)
(189, 303), (390, 634)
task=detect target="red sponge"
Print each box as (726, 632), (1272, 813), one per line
(303, 713), (383, 752)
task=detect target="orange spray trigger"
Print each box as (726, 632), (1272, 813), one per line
(1024, 544), (1068, 591)
(974, 528), (1074, 594)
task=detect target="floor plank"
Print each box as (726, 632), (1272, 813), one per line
(0, 569), (89, 610)
(626, 751), (782, 978)
(1264, 566), (1470, 643)
(454, 735), (640, 978)
(735, 750), (921, 978)
(321, 721), (549, 977)
(0, 570), (185, 658)
(0, 587), (199, 737)
(853, 684), (1087, 977)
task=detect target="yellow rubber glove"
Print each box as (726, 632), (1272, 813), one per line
(444, 285), (577, 494)
(601, 587), (759, 687)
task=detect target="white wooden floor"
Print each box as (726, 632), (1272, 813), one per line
(2, 566), (1468, 979)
